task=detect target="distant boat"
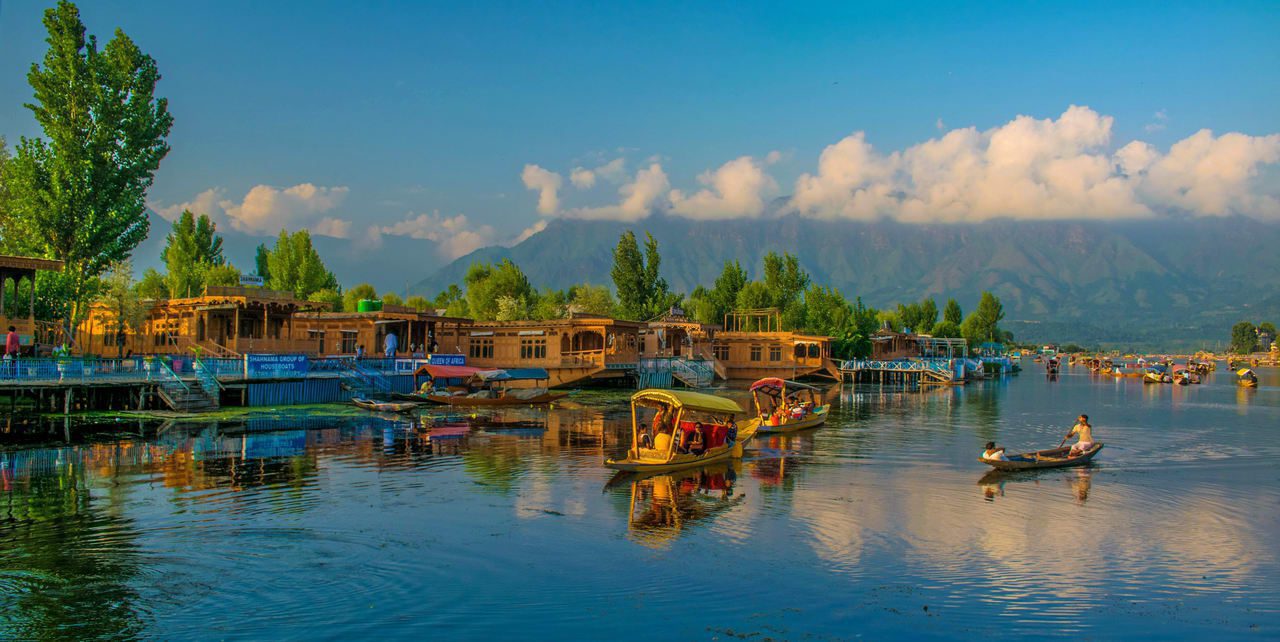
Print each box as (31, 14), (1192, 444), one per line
(746, 377), (829, 434)
(352, 397), (421, 413)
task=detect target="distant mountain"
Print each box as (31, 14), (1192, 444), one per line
(410, 214), (1280, 350)
(135, 211), (445, 295)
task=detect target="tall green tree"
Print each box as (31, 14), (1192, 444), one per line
(433, 284), (467, 316)
(567, 283), (616, 316)
(254, 243), (271, 281)
(263, 229), (338, 299)
(918, 298), (938, 334)
(1230, 321), (1258, 354)
(610, 231), (674, 320)
(135, 268), (168, 300)
(308, 288), (343, 312)
(161, 210), (225, 297)
(943, 298), (963, 326)
(961, 291), (1006, 345)
(703, 260), (748, 325)
(4, 1), (173, 330)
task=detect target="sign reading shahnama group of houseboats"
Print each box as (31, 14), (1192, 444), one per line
(245, 354), (310, 378)
(428, 354), (466, 366)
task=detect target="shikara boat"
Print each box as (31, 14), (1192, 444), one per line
(979, 443), (1104, 471)
(745, 378), (829, 434)
(352, 397), (421, 413)
(605, 389), (756, 473)
(413, 365), (570, 406)
(1143, 366), (1172, 384)
(1237, 368), (1259, 388)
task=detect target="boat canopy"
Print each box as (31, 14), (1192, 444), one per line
(631, 389), (743, 415)
(474, 367), (550, 381)
(416, 364), (484, 379)
(749, 377), (818, 393)
(1237, 368), (1255, 377)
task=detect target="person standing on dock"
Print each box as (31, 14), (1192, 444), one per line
(384, 331), (398, 358)
(4, 325), (19, 375)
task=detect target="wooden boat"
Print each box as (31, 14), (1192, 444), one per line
(423, 390), (570, 406)
(412, 365), (569, 406)
(351, 397), (421, 413)
(605, 389), (756, 473)
(746, 378), (829, 434)
(980, 443), (1103, 471)
(1237, 368), (1259, 388)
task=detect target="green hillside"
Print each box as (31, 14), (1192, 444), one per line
(411, 215), (1280, 350)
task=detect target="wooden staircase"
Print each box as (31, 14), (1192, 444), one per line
(153, 359), (221, 412)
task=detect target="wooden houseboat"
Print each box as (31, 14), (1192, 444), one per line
(433, 314), (643, 387)
(709, 309), (837, 381)
(79, 285), (325, 358)
(293, 306), (472, 357)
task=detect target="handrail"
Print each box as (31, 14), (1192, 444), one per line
(191, 354), (226, 391)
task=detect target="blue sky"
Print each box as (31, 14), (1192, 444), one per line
(2, 1), (1278, 257)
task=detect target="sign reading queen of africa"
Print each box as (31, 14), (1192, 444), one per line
(429, 354), (466, 366)
(245, 354), (310, 378)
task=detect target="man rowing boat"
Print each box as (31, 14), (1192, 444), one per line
(1065, 414), (1095, 456)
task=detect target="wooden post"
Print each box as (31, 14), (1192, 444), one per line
(233, 306), (240, 353)
(0, 271), (6, 317)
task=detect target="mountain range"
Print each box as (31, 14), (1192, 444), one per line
(408, 215), (1280, 350)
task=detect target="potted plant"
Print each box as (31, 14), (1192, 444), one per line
(53, 344), (72, 381)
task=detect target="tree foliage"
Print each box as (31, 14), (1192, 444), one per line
(943, 298), (963, 326)
(307, 288), (343, 312)
(896, 298), (938, 334)
(961, 291), (1006, 345)
(1230, 321), (1258, 354)
(465, 259), (534, 321)
(263, 229), (338, 299)
(97, 261), (149, 357)
(161, 210), (226, 298)
(567, 283), (616, 317)
(342, 283), (378, 312)
(4, 1), (173, 329)
(610, 231), (675, 320)
(405, 295), (431, 311)
(433, 284), (468, 317)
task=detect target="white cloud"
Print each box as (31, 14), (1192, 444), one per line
(564, 163), (670, 221)
(151, 183), (351, 235)
(569, 167), (596, 189)
(375, 211), (497, 260)
(569, 157), (626, 190)
(520, 164), (563, 215)
(153, 188), (225, 222)
(509, 219), (548, 245)
(669, 156), (777, 219)
(221, 183), (350, 233)
(311, 217), (353, 239)
(1138, 129), (1280, 217)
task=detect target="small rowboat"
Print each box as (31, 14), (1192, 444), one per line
(979, 443), (1104, 471)
(421, 390), (570, 406)
(748, 378), (830, 434)
(605, 389), (756, 473)
(352, 397), (421, 413)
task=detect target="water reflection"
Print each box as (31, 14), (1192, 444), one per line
(607, 463), (744, 549)
(977, 467), (1095, 504)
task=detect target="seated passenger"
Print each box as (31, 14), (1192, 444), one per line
(653, 431), (672, 453)
(982, 441), (1008, 461)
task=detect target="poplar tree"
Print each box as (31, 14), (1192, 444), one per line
(162, 210), (226, 297)
(264, 229), (338, 299)
(943, 298), (963, 326)
(5, 1), (173, 330)
(611, 231), (675, 320)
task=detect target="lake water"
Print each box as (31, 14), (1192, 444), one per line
(2, 364), (1278, 640)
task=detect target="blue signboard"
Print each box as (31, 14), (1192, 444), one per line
(245, 354), (310, 379)
(429, 353), (466, 366)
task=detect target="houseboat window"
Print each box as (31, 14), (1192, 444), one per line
(469, 337), (494, 359)
(750, 345), (762, 361)
(713, 345), (729, 361)
(769, 346), (782, 362)
(340, 331), (358, 354)
(809, 344), (821, 358)
(520, 338), (547, 360)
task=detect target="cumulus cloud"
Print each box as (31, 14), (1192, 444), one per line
(521, 164), (563, 215)
(564, 163), (670, 221)
(375, 211), (498, 259)
(1144, 109), (1168, 133)
(569, 157), (626, 190)
(790, 105), (1280, 222)
(151, 183), (352, 235)
(222, 183), (350, 233)
(669, 156), (777, 219)
(153, 188), (225, 222)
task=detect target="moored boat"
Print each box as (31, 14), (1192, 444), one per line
(352, 397), (421, 413)
(747, 377), (829, 434)
(979, 443), (1104, 471)
(413, 365), (571, 406)
(605, 389), (756, 473)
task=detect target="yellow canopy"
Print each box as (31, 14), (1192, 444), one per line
(1237, 368), (1254, 376)
(631, 389), (743, 414)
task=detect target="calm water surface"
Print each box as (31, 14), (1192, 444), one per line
(2, 365), (1278, 640)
